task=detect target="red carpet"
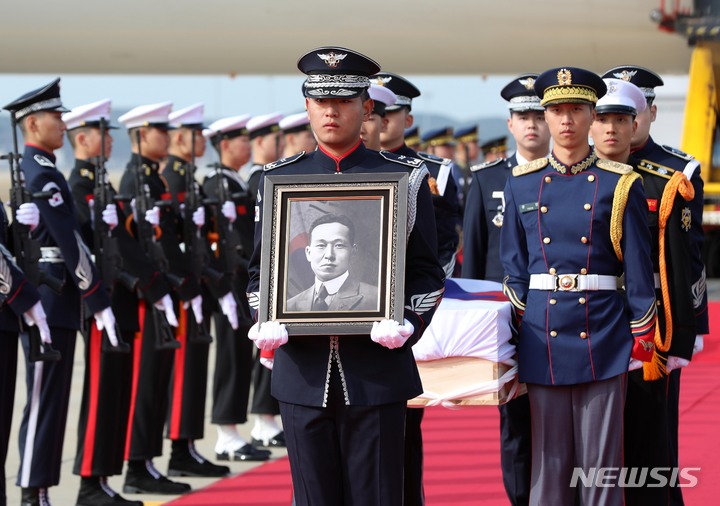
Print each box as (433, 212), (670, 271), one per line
(170, 302), (720, 505)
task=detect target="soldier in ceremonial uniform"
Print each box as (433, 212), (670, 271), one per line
(4, 79), (119, 506)
(603, 68), (708, 506)
(245, 112), (285, 198)
(280, 112), (316, 157)
(453, 125), (480, 205)
(480, 136), (508, 163)
(160, 103), (234, 477)
(246, 46), (444, 506)
(404, 126), (422, 151)
(370, 71), (459, 506)
(500, 67), (658, 506)
(118, 102), (200, 495)
(201, 116), (272, 462)
(462, 73), (550, 506)
(360, 83), (397, 150)
(0, 204), (51, 506)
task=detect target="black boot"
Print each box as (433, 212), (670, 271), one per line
(123, 459), (191, 495)
(20, 487), (51, 506)
(252, 430), (286, 448)
(216, 443), (271, 462)
(168, 439), (230, 477)
(76, 476), (143, 505)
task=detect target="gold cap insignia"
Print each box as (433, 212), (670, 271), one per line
(613, 70), (637, 82)
(372, 75), (392, 86)
(317, 52), (347, 68)
(557, 69), (572, 86)
(519, 77), (535, 90)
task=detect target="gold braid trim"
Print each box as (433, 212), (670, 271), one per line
(610, 172), (641, 262)
(643, 171), (695, 381)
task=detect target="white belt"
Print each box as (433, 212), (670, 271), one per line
(529, 273), (620, 292)
(39, 247), (64, 263)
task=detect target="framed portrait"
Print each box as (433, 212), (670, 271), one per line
(259, 172), (408, 335)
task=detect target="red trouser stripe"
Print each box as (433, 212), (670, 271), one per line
(124, 301), (145, 460)
(80, 323), (102, 476)
(169, 305), (188, 440)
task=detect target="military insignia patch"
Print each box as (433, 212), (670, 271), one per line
(647, 199), (658, 212)
(79, 168), (94, 181)
(557, 68), (572, 85)
(74, 231), (93, 290)
(317, 51), (347, 68)
(34, 154), (55, 167)
(613, 70), (637, 82)
(681, 207), (692, 232)
(42, 181), (64, 207)
(264, 152), (305, 171)
(520, 77), (535, 90)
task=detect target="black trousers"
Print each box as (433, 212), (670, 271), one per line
(499, 394), (532, 506)
(211, 313), (254, 424)
(667, 368), (684, 506)
(0, 332), (18, 506)
(250, 349), (280, 415)
(404, 408), (425, 506)
(280, 372), (406, 506)
(17, 328), (77, 488)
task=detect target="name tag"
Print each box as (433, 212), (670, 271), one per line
(519, 202), (538, 213)
(492, 191), (504, 200)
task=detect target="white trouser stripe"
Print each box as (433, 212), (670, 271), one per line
(20, 360), (44, 486)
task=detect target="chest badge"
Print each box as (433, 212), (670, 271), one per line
(681, 207), (692, 232)
(492, 191), (505, 228)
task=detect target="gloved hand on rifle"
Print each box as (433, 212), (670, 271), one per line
(153, 293), (178, 327)
(219, 291), (239, 330)
(102, 203), (118, 230)
(16, 202), (40, 232)
(221, 201), (237, 224)
(94, 306), (119, 347)
(183, 294), (204, 324)
(23, 301), (52, 344)
(192, 206), (205, 228)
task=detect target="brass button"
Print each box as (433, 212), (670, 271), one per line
(581, 236), (588, 244)
(549, 267), (557, 274)
(579, 297), (586, 304)
(544, 176), (552, 183)
(584, 203), (592, 211)
(550, 330), (558, 337)
(580, 268), (587, 274)
(543, 237), (551, 244)
(588, 175), (595, 182)
(580, 331), (588, 339)
(549, 298), (557, 305)
(540, 206), (548, 213)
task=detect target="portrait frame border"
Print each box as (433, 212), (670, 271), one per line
(259, 172), (408, 335)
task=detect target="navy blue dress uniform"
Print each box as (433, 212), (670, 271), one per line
(201, 116), (260, 455)
(0, 205), (43, 506)
(602, 66), (707, 506)
(461, 73), (545, 506)
(117, 102), (199, 495)
(453, 125), (479, 203)
(247, 47), (445, 506)
(501, 68), (658, 505)
(63, 99), (168, 505)
(245, 112), (284, 199)
(4, 80), (113, 503)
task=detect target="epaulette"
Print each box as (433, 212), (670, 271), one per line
(597, 159), (633, 175)
(264, 152), (305, 171)
(171, 159), (185, 175)
(660, 144), (694, 161)
(379, 150), (424, 168)
(79, 168), (95, 181)
(416, 151), (451, 166)
(636, 159), (674, 180)
(470, 158), (504, 172)
(512, 158), (548, 177)
(33, 154), (55, 168)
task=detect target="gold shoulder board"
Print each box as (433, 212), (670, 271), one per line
(512, 158), (548, 177)
(597, 159), (632, 175)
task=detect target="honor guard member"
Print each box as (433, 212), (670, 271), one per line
(4, 79), (119, 506)
(201, 116), (272, 462)
(246, 46), (445, 506)
(360, 84), (397, 150)
(599, 69), (706, 506)
(245, 111), (287, 448)
(404, 126), (422, 151)
(280, 112), (316, 157)
(0, 204), (51, 506)
(160, 103), (234, 477)
(64, 99), (177, 505)
(462, 73), (550, 506)
(421, 126), (464, 214)
(480, 136), (509, 163)
(501, 68), (658, 506)
(453, 125), (480, 203)
(371, 71), (459, 506)
(118, 101), (200, 495)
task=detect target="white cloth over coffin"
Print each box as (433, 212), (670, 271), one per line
(412, 278), (516, 363)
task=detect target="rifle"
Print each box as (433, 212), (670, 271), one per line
(92, 118), (134, 353)
(3, 112), (63, 362)
(132, 129), (181, 350)
(180, 132), (219, 344)
(206, 162), (245, 277)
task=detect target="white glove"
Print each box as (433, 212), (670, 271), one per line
(370, 318), (415, 349)
(23, 301), (52, 344)
(693, 335), (704, 356)
(16, 202), (40, 232)
(221, 201), (237, 224)
(260, 357), (274, 370)
(666, 355), (690, 372)
(94, 306), (119, 347)
(248, 321), (288, 351)
(219, 291), (239, 330)
(102, 204), (119, 230)
(153, 293), (178, 327)
(192, 206), (205, 228)
(183, 294), (203, 324)
(628, 358), (644, 371)
(144, 206), (161, 227)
